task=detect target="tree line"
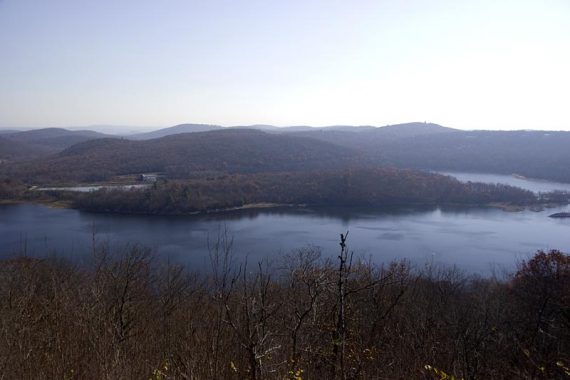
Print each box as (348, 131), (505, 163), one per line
(70, 168), (542, 215)
(0, 237), (568, 379)
(293, 128), (570, 183)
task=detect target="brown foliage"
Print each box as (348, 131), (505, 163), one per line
(0, 245), (569, 379)
(71, 168), (538, 215)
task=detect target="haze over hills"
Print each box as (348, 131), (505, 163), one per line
(3, 123), (441, 161)
(7, 129), (364, 184)
(286, 123), (570, 182)
(128, 123), (381, 139)
(379, 130), (570, 183)
(288, 122), (457, 150)
(2, 122), (570, 184)
(3, 128), (113, 152)
(128, 124), (223, 140)
(0, 128), (111, 160)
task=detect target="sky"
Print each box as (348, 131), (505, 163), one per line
(0, 0), (569, 131)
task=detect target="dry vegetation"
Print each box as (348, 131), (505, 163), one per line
(2, 129), (364, 184)
(0, 234), (569, 379)
(71, 169), (540, 215)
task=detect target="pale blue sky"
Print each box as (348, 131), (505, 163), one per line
(1, 0), (569, 130)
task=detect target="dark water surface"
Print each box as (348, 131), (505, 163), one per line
(1, 202), (569, 274)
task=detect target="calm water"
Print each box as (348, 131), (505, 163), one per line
(1, 202), (569, 274)
(439, 171), (570, 193)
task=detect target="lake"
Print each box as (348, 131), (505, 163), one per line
(438, 171), (570, 193)
(1, 201), (569, 275)
(2, 173), (569, 275)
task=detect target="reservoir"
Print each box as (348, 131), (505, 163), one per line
(2, 173), (569, 275)
(1, 200), (568, 275)
(438, 171), (570, 193)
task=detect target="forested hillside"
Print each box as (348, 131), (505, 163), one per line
(3, 129), (365, 184)
(128, 123), (222, 139)
(291, 122), (457, 150)
(4, 123), (570, 184)
(381, 130), (570, 182)
(0, 136), (54, 161)
(0, 128), (113, 162)
(72, 168), (537, 214)
(4, 128), (111, 150)
(287, 125), (570, 183)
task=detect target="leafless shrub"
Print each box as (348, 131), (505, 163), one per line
(0, 243), (568, 379)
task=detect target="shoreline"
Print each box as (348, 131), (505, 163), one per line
(487, 202), (565, 212)
(3, 197), (568, 217)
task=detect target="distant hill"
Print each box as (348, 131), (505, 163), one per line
(235, 125), (386, 133)
(4, 122), (570, 184)
(129, 124), (222, 140)
(129, 123), (317, 139)
(369, 122), (456, 138)
(230, 124), (282, 131)
(231, 125), (316, 133)
(378, 130), (570, 182)
(320, 125), (377, 132)
(8, 129), (365, 184)
(127, 122), (452, 140)
(285, 123), (570, 182)
(3, 128), (112, 151)
(288, 122), (457, 152)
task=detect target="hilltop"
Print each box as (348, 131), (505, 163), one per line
(3, 122), (570, 183)
(1, 128), (113, 155)
(6, 129), (365, 184)
(128, 123), (223, 140)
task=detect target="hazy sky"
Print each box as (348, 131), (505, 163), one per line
(1, 0), (569, 130)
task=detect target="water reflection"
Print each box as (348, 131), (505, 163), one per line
(0, 202), (569, 275)
(439, 171), (570, 193)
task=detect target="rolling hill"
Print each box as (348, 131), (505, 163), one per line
(125, 121), (453, 140)
(129, 124), (222, 140)
(284, 124), (570, 183)
(4, 122), (570, 185)
(7, 129), (366, 184)
(3, 128), (112, 152)
(378, 130), (570, 182)
(288, 122), (458, 152)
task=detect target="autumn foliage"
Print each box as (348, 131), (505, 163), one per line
(0, 242), (569, 379)
(70, 168), (537, 215)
